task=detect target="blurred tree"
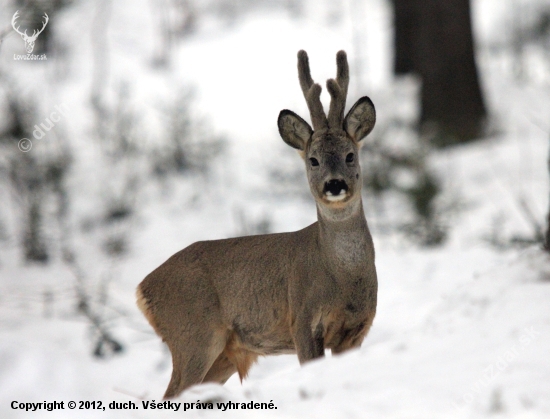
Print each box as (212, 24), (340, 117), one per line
(1, 92), (50, 263)
(546, 145), (550, 252)
(392, 0), (487, 146)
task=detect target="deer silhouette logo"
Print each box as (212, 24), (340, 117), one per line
(12, 10), (49, 54)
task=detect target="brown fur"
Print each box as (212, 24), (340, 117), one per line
(137, 50), (378, 399)
(136, 287), (161, 337)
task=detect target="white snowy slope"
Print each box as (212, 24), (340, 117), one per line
(0, 0), (549, 418)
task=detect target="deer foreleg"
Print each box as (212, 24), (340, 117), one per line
(294, 316), (325, 363)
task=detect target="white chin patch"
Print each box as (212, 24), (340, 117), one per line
(325, 191), (347, 202)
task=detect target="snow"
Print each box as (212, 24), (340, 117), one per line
(0, 0), (549, 418)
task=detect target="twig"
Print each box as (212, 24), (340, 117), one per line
(63, 250), (124, 357)
(517, 196), (544, 243)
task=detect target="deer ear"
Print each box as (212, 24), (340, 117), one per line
(278, 110), (313, 151)
(344, 96), (376, 143)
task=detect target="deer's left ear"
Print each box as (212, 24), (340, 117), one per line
(344, 96), (376, 143)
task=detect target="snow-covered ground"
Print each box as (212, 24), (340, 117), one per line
(0, 0), (549, 418)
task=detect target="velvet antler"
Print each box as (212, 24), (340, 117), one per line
(297, 50), (328, 132)
(297, 50), (350, 133)
(326, 50), (349, 129)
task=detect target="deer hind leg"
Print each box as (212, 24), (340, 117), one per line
(202, 351), (237, 384)
(163, 326), (228, 399)
(203, 333), (259, 385)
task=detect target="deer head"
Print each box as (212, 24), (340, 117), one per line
(12, 11), (49, 54)
(278, 50), (376, 217)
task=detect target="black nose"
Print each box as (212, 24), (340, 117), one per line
(324, 179), (348, 195)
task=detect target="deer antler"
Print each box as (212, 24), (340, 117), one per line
(297, 50), (328, 132)
(326, 51), (349, 130)
(11, 11), (48, 41)
(297, 50), (350, 133)
(11, 11), (26, 37)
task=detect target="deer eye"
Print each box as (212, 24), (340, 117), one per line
(309, 157), (319, 167)
(346, 153), (355, 163)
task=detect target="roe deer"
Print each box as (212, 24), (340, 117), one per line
(137, 50), (377, 399)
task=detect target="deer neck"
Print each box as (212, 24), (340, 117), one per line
(316, 198), (373, 274)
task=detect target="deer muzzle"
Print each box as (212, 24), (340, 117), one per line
(324, 179), (348, 201)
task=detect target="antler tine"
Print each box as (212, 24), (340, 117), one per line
(297, 50), (328, 132)
(11, 11), (26, 36)
(327, 50), (350, 129)
(32, 13), (49, 38)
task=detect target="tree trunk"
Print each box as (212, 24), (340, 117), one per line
(393, 0), (420, 75)
(392, 0), (487, 146)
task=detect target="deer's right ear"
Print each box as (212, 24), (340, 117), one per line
(278, 110), (313, 151)
(344, 96), (376, 143)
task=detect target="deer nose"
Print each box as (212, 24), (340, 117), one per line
(324, 179), (348, 196)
